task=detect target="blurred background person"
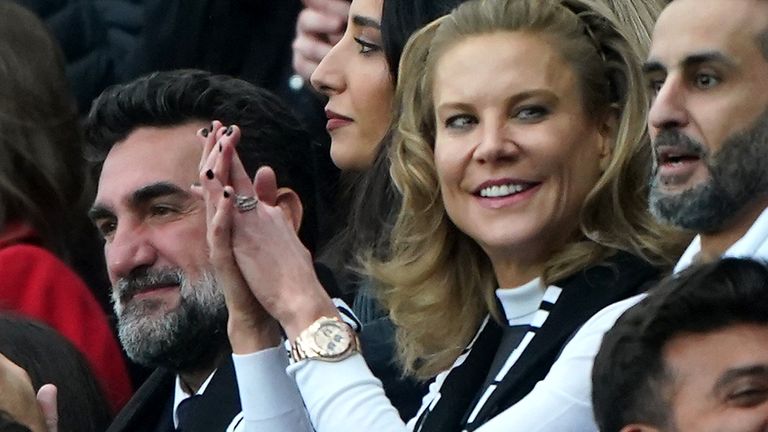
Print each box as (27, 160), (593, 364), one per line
(11, 0), (302, 116)
(593, 258), (768, 432)
(0, 1), (131, 411)
(0, 314), (112, 432)
(0, 354), (48, 432)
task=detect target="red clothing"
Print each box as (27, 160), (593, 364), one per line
(0, 225), (132, 412)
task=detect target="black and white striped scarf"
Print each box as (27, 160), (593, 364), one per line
(411, 252), (658, 432)
(412, 286), (562, 432)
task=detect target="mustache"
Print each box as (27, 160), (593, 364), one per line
(653, 130), (708, 158)
(113, 267), (183, 303)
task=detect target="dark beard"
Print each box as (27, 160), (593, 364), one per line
(649, 108), (768, 233)
(113, 268), (228, 372)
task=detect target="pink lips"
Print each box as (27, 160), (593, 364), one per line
(325, 109), (353, 131)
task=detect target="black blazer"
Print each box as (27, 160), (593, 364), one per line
(106, 356), (241, 432)
(417, 252), (659, 432)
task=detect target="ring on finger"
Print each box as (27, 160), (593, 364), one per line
(234, 195), (258, 213)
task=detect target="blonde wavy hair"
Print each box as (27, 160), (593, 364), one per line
(367, 0), (689, 380)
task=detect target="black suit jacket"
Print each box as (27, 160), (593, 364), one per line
(106, 356), (241, 432)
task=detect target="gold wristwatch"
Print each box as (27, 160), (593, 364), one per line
(290, 316), (359, 362)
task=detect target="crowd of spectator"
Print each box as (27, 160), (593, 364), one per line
(1, 0), (767, 431)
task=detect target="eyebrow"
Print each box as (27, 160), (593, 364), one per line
(352, 15), (381, 30)
(644, 51), (737, 74)
(88, 181), (189, 222)
(714, 364), (768, 392)
(435, 101), (474, 114)
(641, 61), (665, 74)
(436, 89), (557, 113)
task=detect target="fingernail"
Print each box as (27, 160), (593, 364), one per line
(218, 142), (222, 152)
(226, 126), (233, 136)
(210, 122), (215, 132)
(201, 128), (209, 137)
(205, 169), (214, 180)
(223, 190), (230, 198)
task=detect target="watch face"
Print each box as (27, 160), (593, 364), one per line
(312, 322), (352, 357)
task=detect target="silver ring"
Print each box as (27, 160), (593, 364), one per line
(234, 195), (258, 213)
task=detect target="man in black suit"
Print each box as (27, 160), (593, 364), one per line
(85, 69), (319, 432)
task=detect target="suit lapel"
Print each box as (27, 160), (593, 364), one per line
(106, 368), (176, 432)
(106, 357), (243, 432)
(178, 356), (242, 432)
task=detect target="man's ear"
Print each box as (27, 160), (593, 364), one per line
(620, 424), (662, 432)
(275, 187), (303, 233)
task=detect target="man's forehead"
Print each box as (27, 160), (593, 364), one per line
(650, 0), (766, 64)
(96, 123), (205, 205)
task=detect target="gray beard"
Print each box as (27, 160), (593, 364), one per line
(649, 108), (768, 233)
(112, 267), (228, 372)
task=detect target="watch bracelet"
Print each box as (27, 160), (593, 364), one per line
(289, 316), (357, 363)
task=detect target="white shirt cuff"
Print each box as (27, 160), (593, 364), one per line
(232, 347), (312, 431)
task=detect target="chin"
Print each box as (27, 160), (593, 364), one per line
(330, 145), (376, 171)
(477, 232), (542, 257)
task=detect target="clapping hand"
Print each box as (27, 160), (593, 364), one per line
(197, 123), (339, 345)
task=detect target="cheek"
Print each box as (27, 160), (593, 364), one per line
(337, 69), (393, 169)
(538, 133), (603, 210)
(691, 85), (760, 153)
(353, 63), (393, 129)
(434, 139), (473, 223)
(361, 87), (393, 141)
(164, 218), (209, 263)
(433, 138), (464, 187)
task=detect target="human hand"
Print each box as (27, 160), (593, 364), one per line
(0, 354), (52, 432)
(206, 126), (339, 340)
(293, 0), (350, 80)
(197, 123), (282, 353)
(36, 385), (58, 432)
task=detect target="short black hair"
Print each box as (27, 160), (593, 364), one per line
(84, 69), (318, 253)
(592, 258), (768, 432)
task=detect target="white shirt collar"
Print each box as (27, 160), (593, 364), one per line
(675, 205), (768, 273)
(172, 369), (217, 429)
(496, 278), (546, 326)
